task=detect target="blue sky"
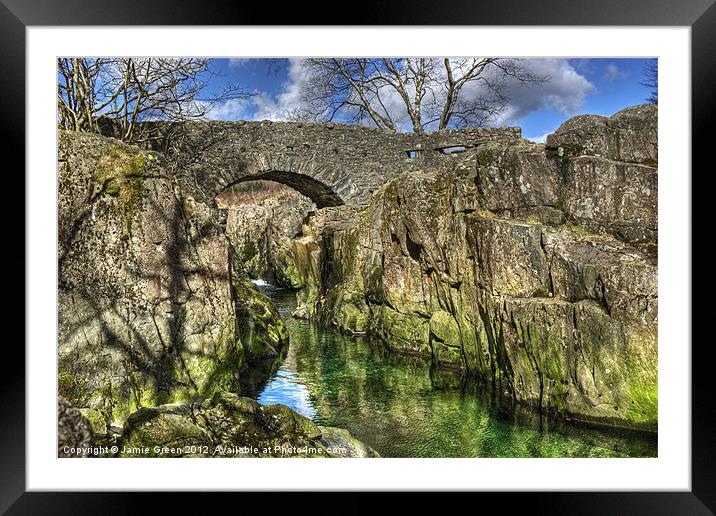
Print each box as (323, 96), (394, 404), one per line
(201, 58), (656, 142)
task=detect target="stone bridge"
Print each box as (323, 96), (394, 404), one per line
(142, 120), (523, 208)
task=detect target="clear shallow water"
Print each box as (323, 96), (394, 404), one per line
(254, 282), (657, 458)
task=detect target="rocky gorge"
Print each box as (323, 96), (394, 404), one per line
(57, 131), (372, 456)
(58, 104), (658, 456)
(226, 104), (658, 433)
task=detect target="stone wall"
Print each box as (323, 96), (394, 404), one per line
(129, 120), (523, 208)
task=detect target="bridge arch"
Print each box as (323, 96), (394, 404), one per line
(221, 169), (344, 209)
(164, 120), (522, 209)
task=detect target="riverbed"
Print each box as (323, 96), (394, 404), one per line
(253, 281), (657, 458)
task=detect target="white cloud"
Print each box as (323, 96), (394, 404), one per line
(244, 58), (596, 130)
(203, 98), (250, 121)
(604, 63), (629, 81)
(251, 93), (283, 121)
(490, 58), (596, 125)
(251, 58), (310, 121)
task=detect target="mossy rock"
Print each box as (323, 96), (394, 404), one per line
(624, 333), (658, 426)
(263, 403), (322, 440)
(336, 299), (370, 334)
(232, 273), (289, 362)
(92, 144), (148, 235)
(116, 393), (379, 457)
(79, 408), (108, 436)
(429, 310), (461, 346)
(120, 407), (211, 457)
(318, 426), (380, 458)
(379, 307), (430, 355)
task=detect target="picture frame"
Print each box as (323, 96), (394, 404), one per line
(4, 0), (710, 511)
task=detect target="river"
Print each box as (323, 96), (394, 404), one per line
(252, 280), (657, 458)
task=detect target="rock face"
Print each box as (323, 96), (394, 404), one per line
(284, 105), (658, 431)
(58, 131), (287, 428)
(224, 190), (315, 289)
(118, 391), (379, 457)
(546, 104), (658, 249)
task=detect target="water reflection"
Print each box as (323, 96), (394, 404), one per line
(254, 283), (657, 458)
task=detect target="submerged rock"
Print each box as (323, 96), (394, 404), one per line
(318, 426), (381, 458)
(118, 392), (379, 458)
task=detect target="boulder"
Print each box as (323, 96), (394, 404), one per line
(118, 392), (379, 458)
(546, 104), (657, 165)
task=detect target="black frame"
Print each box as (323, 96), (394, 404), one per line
(4, 0), (711, 513)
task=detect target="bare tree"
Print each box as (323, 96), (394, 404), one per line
(57, 58), (251, 143)
(292, 58), (549, 132)
(641, 60), (658, 105)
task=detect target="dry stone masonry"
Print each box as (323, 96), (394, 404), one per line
(132, 120), (522, 208)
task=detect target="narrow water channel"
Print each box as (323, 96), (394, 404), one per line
(253, 281), (657, 458)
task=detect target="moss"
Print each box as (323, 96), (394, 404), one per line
(97, 323), (242, 426)
(263, 403), (323, 440)
(337, 301), (370, 333)
(280, 261), (305, 289)
(475, 148), (498, 168)
(476, 207), (496, 219)
(232, 274), (288, 361)
(182, 196), (197, 217)
(93, 145), (147, 235)
(107, 376), (161, 425)
(383, 182), (401, 210)
(211, 390), (257, 413)
(119, 408), (210, 457)
(111, 394), (142, 426)
(570, 225), (591, 239)
(379, 306), (430, 354)
(79, 408), (108, 435)
(544, 346), (564, 382)
(58, 370), (78, 402)
(560, 220), (617, 242)
(624, 337), (658, 425)
(185, 326), (245, 399)
(429, 310), (461, 346)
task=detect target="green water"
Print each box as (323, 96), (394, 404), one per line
(254, 282), (657, 458)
